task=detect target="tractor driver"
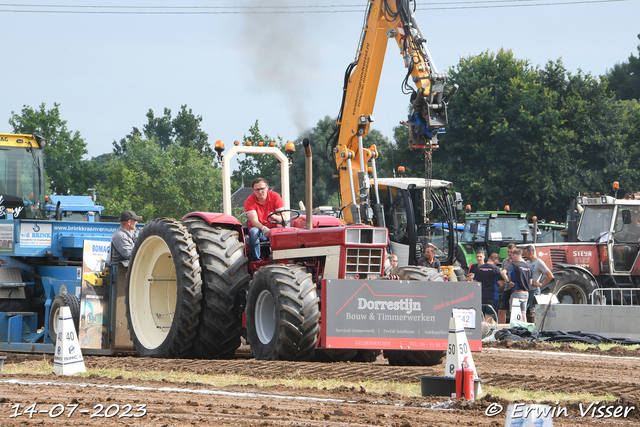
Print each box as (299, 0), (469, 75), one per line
(110, 210), (143, 268)
(245, 178), (284, 262)
(614, 208), (640, 270)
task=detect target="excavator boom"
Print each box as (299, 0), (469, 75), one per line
(329, 0), (455, 225)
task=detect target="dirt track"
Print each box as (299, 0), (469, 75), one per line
(2, 341), (640, 426)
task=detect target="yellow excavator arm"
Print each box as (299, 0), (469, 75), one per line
(328, 0), (457, 225)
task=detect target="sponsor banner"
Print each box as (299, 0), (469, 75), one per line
(19, 222), (52, 247)
(79, 240), (112, 349)
(0, 223), (14, 254)
(324, 279), (482, 350)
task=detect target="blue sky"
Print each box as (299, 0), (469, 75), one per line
(2, 0), (639, 159)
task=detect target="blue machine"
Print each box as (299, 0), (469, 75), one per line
(0, 202), (121, 353)
(0, 134), (123, 354)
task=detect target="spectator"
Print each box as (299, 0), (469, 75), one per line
(501, 243), (518, 271)
(244, 177), (284, 261)
(468, 250), (485, 276)
(418, 243), (441, 271)
(385, 254), (399, 275)
(505, 248), (532, 322)
(110, 210), (143, 268)
(522, 245), (554, 322)
(498, 243), (518, 323)
(474, 253), (504, 321)
(466, 272), (476, 282)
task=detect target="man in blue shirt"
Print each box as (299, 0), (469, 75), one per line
(505, 248), (532, 322)
(474, 253), (503, 321)
(468, 250), (485, 276)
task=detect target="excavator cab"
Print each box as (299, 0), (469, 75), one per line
(383, 187), (409, 245)
(376, 178), (458, 266)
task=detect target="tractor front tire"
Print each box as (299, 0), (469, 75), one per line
(48, 293), (80, 345)
(312, 349), (358, 362)
(384, 265), (446, 366)
(392, 265), (445, 281)
(182, 217), (250, 359)
(246, 265), (320, 361)
(126, 218), (202, 358)
(313, 349), (381, 363)
(384, 349), (445, 366)
(353, 350), (382, 363)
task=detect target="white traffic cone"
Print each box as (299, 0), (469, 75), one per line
(444, 316), (481, 394)
(510, 303), (525, 326)
(53, 306), (86, 375)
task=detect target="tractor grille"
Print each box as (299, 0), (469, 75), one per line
(550, 248), (567, 265)
(345, 247), (384, 277)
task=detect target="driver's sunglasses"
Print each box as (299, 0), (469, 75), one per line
(253, 187), (267, 192)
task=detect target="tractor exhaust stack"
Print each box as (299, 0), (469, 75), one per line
(303, 138), (313, 230)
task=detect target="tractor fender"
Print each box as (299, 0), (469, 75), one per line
(551, 263), (599, 288)
(183, 212), (244, 238)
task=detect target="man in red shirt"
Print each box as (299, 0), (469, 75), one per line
(244, 177), (284, 261)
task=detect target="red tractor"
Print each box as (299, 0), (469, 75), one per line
(534, 190), (640, 304)
(124, 140), (481, 364)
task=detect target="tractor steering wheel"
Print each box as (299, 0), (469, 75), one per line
(267, 209), (301, 228)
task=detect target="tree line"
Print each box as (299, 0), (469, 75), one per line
(7, 36), (640, 223)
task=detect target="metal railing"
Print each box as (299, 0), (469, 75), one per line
(590, 288), (640, 306)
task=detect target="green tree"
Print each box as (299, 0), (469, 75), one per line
(79, 152), (116, 201)
(97, 137), (222, 220)
(114, 105), (212, 156)
(540, 61), (637, 201)
(9, 102), (88, 195)
(432, 49), (563, 219)
(288, 116), (340, 209)
(403, 50), (640, 221)
(606, 34), (640, 100)
(285, 116), (395, 210)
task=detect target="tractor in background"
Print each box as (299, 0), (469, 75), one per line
(456, 208), (530, 270)
(534, 185), (640, 305)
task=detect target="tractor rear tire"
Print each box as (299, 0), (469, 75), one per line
(541, 269), (598, 304)
(312, 349), (358, 362)
(182, 217), (250, 359)
(126, 218), (202, 358)
(246, 264), (320, 361)
(384, 265), (447, 366)
(48, 293), (80, 345)
(0, 299), (30, 312)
